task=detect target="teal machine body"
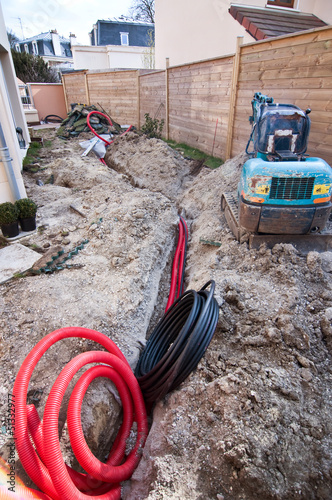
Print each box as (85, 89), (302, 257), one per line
(238, 93), (332, 234)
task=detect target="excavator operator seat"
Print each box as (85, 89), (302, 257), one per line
(255, 104), (310, 159)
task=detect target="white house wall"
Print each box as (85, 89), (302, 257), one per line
(155, 0), (253, 68)
(301, 0), (332, 24)
(72, 45), (149, 70)
(72, 46), (109, 70)
(106, 46), (148, 69)
(155, 0), (332, 68)
(0, 5), (28, 203)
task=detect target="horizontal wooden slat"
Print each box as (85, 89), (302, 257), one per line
(62, 26), (332, 163)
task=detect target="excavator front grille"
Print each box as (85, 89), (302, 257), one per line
(270, 177), (314, 200)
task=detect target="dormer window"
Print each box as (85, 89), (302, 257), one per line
(32, 41), (38, 55)
(15, 43), (20, 52)
(24, 44), (29, 53)
(120, 32), (129, 46)
(267, 0), (295, 7)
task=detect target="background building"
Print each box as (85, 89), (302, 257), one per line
(15, 30), (75, 74)
(72, 17), (155, 71)
(155, 0), (331, 68)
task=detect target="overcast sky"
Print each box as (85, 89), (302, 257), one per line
(1, 0), (134, 45)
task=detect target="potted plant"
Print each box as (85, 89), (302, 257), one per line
(15, 198), (38, 232)
(0, 202), (20, 238)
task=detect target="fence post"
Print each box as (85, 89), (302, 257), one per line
(225, 36), (243, 160)
(165, 58), (170, 140)
(61, 75), (69, 113)
(84, 72), (90, 105)
(137, 70), (141, 130)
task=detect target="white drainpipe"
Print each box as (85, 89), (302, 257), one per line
(0, 121), (21, 200)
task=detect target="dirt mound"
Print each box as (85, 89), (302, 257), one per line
(105, 133), (193, 201)
(1, 129), (331, 499)
(124, 149), (332, 500)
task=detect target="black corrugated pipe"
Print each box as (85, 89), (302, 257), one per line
(135, 280), (219, 403)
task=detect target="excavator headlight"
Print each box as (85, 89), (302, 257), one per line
(313, 183), (331, 196)
(255, 184), (270, 195)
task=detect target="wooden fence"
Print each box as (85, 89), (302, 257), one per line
(62, 25), (332, 165)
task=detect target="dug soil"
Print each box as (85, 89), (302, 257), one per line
(0, 129), (331, 499)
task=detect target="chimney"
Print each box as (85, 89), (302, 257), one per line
(93, 24), (98, 45)
(50, 29), (61, 56)
(69, 33), (77, 46)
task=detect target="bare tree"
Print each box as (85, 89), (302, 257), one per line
(129, 0), (155, 23)
(141, 29), (155, 69)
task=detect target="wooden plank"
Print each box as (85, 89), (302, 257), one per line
(237, 88), (332, 101)
(241, 39), (332, 65)
(242, 26), (332, 53)
(226, 37), (243, 160)
(136, 70), (140, 130)
(84, 72), (90, 106)
(240, 52), (332, 75)
(169, 117), (227, 142)
(238, 77), (332, 90)
(165, 58), (170, 140)
(61, 75), (69, 113)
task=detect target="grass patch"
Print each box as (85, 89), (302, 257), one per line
(165, 140), (223, 169)
(23, 141), (43, 169)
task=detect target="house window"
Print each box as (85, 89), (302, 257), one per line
(24, 44), (29, 53)
(15, 43), (20, 52)
(267, 0), (295, 7)
(120, 32), (129, 46)
(32, 41), (38, 55)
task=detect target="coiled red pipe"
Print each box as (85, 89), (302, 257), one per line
(165, 217), (188, 311)
(12, 327), (148, 500)
(86, 111), (132, 146)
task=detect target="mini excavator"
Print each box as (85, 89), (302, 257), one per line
(221, 93), (332, 249)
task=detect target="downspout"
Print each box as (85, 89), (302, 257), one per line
(0, 121), (21, 200)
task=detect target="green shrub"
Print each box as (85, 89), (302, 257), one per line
(15, 198), (37, 218)
(0, 202), (19, 224)
(141, 113), (164, 139)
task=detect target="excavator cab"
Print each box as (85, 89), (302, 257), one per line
(254, 104), (311, 161)
(222, 93), (332, 236)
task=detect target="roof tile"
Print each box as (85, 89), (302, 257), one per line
(229, 5), (327, 41)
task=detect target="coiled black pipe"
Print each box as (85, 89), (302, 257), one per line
(135, 280), (219, 402)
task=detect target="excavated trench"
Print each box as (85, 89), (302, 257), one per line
(0, 130), (332, 499)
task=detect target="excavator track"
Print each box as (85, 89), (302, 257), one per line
(221, 192), (332, 254)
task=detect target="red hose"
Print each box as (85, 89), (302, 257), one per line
(12, 327), (148, 500)
(177, 218), (188, 299)
(165, 217), (188, 311)
(86, 111), (132, 147)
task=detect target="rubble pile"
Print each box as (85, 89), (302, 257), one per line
(57, 104), (122, 139)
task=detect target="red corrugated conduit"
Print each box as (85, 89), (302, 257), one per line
(86, 111), (132, 165)
(86, 111), (133, 147)
(12, 327), (148, 500)
(165, 216), (188, 311)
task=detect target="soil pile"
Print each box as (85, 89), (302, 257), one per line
(0, 129), (331, 499)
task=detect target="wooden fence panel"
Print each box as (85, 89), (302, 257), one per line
(86, 71), (138, 126)
(62, 72), (88, 111)
(62, 26), (332, 164)
(232, 26), (332, 165)
(168, 56), (234, 159)
(139, 71), (166, 129)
